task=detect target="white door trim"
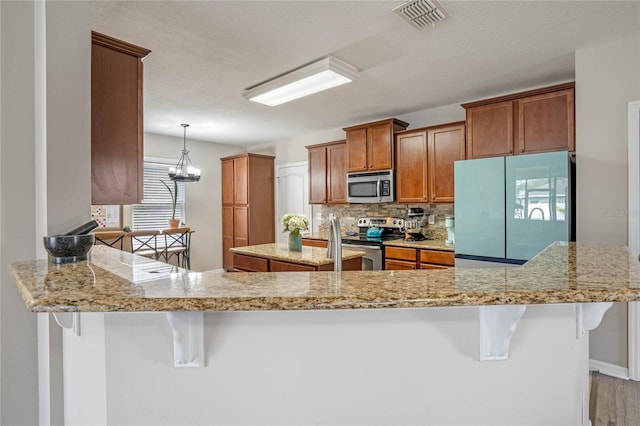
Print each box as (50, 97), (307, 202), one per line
(627, 100), (640, 381)
(275, 162), (311, 242)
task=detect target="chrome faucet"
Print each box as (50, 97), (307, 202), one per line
(326, 216), (342, 272)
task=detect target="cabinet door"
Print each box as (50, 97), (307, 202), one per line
(91, 43), (144, 205)
(308, 146), (327, 204)
(367, 123), (394, 171)
(396, 132), (428, 203)
(233, 206), (249, 247)
(385, 259), (416, 270)
(466, 101), (514, 159)
(347, 128), (368, 172)
(222, 206), (234, 270)
(517, 89), (575, 154)
(233, 156), (248, 205)
(327, 143), (347, 203)
(221, 159), (234, 205)
(428, 124), (466, 203)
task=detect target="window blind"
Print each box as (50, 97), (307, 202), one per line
(132, 158), (186, 231)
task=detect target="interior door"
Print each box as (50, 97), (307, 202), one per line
(276, 163), (311, 244)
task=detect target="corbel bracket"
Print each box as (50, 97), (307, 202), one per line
(165, 312), (205, 368)
(479, 305), (527, 361)
(576, 302), (613, 339)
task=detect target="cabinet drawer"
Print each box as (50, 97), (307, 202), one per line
(302, 238), (328, 248)
(233, 254), (268, 272)
(385, 259), (416, 270)
(419, 263), (450, 270)
(385, 247), (417, 261)
(419, 250), (454, 266)
(270, 260), (316, 272)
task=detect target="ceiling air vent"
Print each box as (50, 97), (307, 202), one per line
(393, 0), (449, 30)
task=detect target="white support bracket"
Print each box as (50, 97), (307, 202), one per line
(576, 302), (613, 339)
(479, 305), (526, 361)
(165, 312), (205, 368)
(52, 312), (80, 336)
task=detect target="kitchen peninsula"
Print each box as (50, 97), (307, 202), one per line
(11, 243), (640, 425)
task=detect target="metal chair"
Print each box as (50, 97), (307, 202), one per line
(127, 230), (160, 259)
(93, 230), (126, 250)
(160, 227), (192, 269)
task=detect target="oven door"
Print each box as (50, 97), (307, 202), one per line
(341, 243), (382, 270)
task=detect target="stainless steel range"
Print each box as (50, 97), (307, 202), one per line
(341, 217), (405, 270)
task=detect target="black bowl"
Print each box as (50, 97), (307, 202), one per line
(43, 234), (95, 264)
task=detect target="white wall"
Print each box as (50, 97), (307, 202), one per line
(1, 2), (40, 423)
(1, 1), (92, 423)
(144, 133), (241, 271)
(63, 305), (588, 426)
(576, 35), (640, 367)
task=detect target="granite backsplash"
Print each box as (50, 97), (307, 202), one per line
(313, 203), (453, 240)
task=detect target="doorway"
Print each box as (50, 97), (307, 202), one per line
(276, 162), (311, 244)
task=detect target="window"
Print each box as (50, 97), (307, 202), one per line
(132, 158), (185, 231)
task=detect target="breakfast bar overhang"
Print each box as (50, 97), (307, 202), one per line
(10, 242), (640, 425)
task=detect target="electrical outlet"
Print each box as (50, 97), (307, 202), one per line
(428, 214), (435, 225)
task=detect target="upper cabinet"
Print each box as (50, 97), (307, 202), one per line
(462, 83), (574, 159)
(396, 122), (465, 204)
(306, 140), (347, 204)
(91, 31), (151, 205)
(343, 118), (409, 172)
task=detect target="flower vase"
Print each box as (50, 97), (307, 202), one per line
(288, 233), (302, 252)
(168, 218), (180, 229)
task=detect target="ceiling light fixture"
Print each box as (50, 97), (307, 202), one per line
(168, 123), (201, 182)
(242, 56), (359, 107)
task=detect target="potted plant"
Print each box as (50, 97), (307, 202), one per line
(162, 180), (180, 228)
(281, 213), (309, 251)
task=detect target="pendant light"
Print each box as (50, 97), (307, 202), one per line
(168, 123), (201, 182)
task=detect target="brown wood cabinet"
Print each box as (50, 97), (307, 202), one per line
(306, 140), (347, 204)
(344, 118), (409, 172)
(395, 122), (465, 203)
(221, 154), (275, 271)
(384, 246), (454, 270)
(233, 253), (362, 272)
(462, 83), (575, 159)
(301, 238), (328, 248)
(91, 32), (150, 205)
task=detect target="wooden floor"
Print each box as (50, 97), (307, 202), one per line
(590, 372), (640, 425)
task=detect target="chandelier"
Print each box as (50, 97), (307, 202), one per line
(168, 123), (201, 182)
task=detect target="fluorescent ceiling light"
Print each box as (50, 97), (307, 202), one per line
(243, 56), (359, 106)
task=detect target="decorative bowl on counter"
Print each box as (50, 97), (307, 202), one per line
(43, 234), (95, 264)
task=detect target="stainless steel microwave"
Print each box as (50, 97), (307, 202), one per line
(347, 170), (394, 203)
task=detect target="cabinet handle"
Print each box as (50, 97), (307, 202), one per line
(509, 149), (513, 154)
(432, 195), (435, 200)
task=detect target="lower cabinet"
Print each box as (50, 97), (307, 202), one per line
(384, 246), (454, 270)
(233, 253), (362, 272)
(301, 238), (328, 248)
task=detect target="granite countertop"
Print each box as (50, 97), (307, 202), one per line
(230, 243), (366, 266)
(9, 242), (640, 313)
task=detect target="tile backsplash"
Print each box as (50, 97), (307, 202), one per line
(313, 203), (453, 239)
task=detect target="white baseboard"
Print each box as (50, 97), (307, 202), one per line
(589, 359), (630, 380)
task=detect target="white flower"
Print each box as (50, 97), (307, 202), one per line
(281, 213), (309, 235)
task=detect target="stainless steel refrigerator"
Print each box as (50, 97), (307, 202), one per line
(454, 151), (573, 267)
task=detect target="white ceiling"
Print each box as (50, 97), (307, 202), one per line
(91, 1), (640, 147)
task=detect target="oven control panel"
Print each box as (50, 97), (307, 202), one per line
(356, 217), (404, 229)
